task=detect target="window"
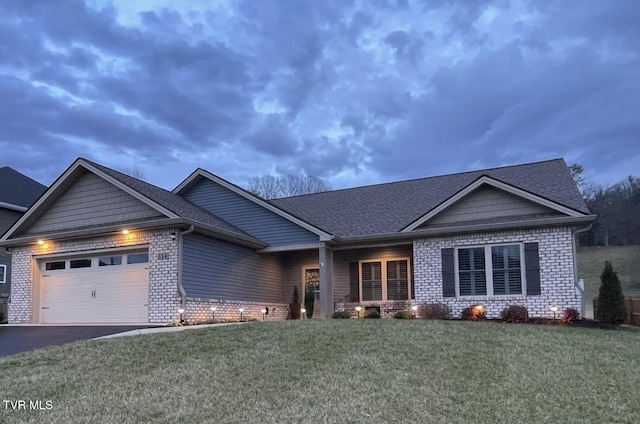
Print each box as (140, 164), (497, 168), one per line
(127, 253), (149, 264)
(457, 244), (523, 297)
(70, 259), (92, 269)
(360, 259), (411, 302)
(304, 268), (320, 300)
(0, 264), (6, 284)
(45, 261), (66, 271)
(99, 256), (122, 266)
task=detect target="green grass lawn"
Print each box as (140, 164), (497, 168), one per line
(577, 246), (640, 317)
(1, 320), (640, 423)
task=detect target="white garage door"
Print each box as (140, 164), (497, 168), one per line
(39, 250), (149, 323)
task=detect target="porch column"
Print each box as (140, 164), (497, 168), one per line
(319, 243), (334, 319)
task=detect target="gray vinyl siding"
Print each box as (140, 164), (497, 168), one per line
(0, 249), (10, 296)
(423, 185), (559, 227)
(182, 179), (318, 246)
(182, 233), (285, 303)
(25, 171), (164, 235)
(333, 245), (414, 301)
(0, 208), (22, 237)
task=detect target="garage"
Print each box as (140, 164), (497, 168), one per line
(38, 250), (149, 323)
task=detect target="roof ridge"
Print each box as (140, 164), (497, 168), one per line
(273, 158), (567, 200)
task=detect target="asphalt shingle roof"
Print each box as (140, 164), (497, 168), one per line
(270, 159), (590, 238)
(0, 167), (47, 208)
(84, 159), (260, 242)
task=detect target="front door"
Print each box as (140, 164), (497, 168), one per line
(304, 268), (320, 318)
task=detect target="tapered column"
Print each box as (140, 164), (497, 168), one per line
(319, 244), (334, 319)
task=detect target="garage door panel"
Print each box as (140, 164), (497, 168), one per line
(39, 251), (149, 323)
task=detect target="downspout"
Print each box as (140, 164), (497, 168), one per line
(572, 223), (593, 317)
(177, 225), (195, 310)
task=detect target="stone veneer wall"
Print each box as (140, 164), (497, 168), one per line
(8, 228), (180, 323)
(184, 297), (289, 322)
(413, 226), (579, 319)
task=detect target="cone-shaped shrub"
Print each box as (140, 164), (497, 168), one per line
(596, 261), (628, 325)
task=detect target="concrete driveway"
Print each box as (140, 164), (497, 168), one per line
(0, 325), (156, 357)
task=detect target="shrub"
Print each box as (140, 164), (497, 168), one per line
(363, 309), (380, 319)
(304, 288), (315, 319)
(332, 311), (352, 319)
(596, 261), (628, 325)
(461, 305), (486, 321)
(393, 310), (414, 319)
(500, 305), (529, 323)
(561, 308), (581, 324)
(419, 302), (451, 320)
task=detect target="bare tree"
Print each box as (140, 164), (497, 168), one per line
(569, 163), (585, 188)
(120, 166), (145, 181)
(247, 174), (329, 199)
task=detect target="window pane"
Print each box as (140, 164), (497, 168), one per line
(362, 262), (382, 301)
(0, 265), (5, 283)
(45, 261), (66, 271)
(491, 245), (522, 295)
(458, 248), (486, 296)
(127, 253), (149, 264)
(387, 260), (409, 300)
(70, 259), (92, 269)
(99, 256), (122, 266)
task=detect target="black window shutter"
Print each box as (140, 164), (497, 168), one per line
(442, 248), (456, 297)
(349, 262), (360, 302)
(525, 242), (541, 295)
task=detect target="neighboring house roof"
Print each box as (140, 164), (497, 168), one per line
(1, 159), (264, 248)
(0, 166), (47, 211)
(270, 159), (592, 239)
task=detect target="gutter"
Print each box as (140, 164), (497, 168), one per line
(0, 202), (27, 212)
(177, 225), (195, 310)
(572, 223), (594, 317)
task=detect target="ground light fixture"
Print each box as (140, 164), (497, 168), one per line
(355, 306), (362, 318)
(300, 308), (306, 319)
(549, 305), (559, 319)
(411, 305), (418, 318)
(261, 309), (267, 320)
(239, 308), (244, 320)
(210, 306), (216, 320)
(177, 308), (185, 324)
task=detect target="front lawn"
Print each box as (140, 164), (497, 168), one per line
(1, 320), (639, 423)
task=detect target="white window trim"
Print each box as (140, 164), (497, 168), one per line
(454, 243), (526, 298)
(359, 257), (411, 302)
(0, 264), (6, 284)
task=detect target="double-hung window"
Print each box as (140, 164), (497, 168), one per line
(0, 264), (6, 284)
(360, 259), (411, 301)
(456, 244), (523, 296)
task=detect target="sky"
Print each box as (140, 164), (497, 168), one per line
(0, 0), (638, 192)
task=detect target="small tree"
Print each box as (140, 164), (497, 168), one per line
(596, 261), (628, 324)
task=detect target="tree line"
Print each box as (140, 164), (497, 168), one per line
(578, 174), (640, 246)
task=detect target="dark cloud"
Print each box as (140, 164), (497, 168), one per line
(0, 0), (636, 190)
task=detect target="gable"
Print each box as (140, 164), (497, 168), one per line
(418, 184), (563, 229)
(22, 170), (165, 236)
(181, 178), (319, 246)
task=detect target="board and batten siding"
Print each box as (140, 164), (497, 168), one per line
(25, 171), (164, 235)
(181, 179), (319, 246)
(182, 233), (285, 303)
(423, 185), (559, 227)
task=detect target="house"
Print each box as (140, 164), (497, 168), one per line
(0, 158), (595, 324)
(0, 167), (47, 323)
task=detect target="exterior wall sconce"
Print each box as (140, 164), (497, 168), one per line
(122, 229), (130, 235)
(355, 306), (362, 318)
(210, 306), (216, 320)
(239, 308), (244, 321)
(549, 305), (559, 319)
(37, 240), (45, 246)
(177, 308), (185, 324)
